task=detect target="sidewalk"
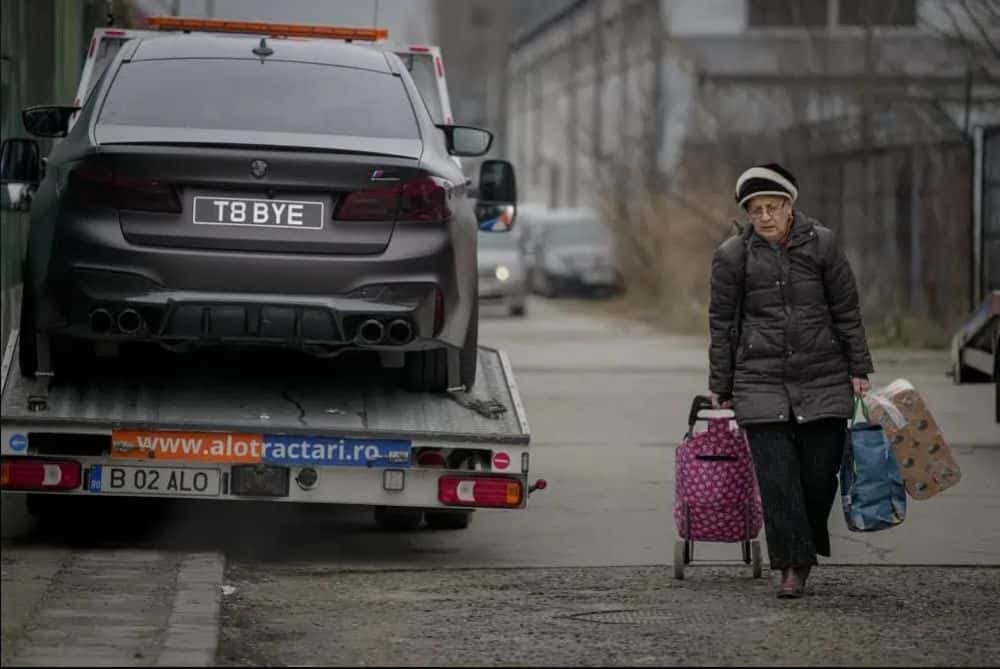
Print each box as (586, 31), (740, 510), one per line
(217, 562), (1000, 666)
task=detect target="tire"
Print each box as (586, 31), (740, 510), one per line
(403, 348), (449, 392)
(672, 540), (685, 580)
(424, 510), (472, 530)
(751, 540), (763, 579)
(509, 302), (526, 317)
(373, 506), (422, 532)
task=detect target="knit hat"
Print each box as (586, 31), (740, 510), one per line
(734, 163), (799, 208)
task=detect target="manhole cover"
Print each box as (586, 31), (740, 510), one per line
(565, 609), (683, 625)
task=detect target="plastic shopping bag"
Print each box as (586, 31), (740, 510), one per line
(840, 397), (907, 532)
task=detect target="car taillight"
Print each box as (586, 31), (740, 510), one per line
(398, 176), (451, 222)
(335, 176), (451, 223)
(67, 164), (181, 213)
(438, 476), (523, 508)
(0, 458), (81, 491)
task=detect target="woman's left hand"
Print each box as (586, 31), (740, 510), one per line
(851, 377), (871, 397)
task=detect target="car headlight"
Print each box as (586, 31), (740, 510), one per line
(495, 265), (511, 281)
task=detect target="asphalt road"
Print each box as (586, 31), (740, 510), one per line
(3, 296), (998, 666)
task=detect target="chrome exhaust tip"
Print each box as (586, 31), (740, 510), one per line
(117, 308), (143, 334)
(387, 319), (413, 345)
(89, 308), (113, 334)
(358, 319), (385, 345)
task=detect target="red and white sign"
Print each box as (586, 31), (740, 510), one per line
(492, 452), (511, 470)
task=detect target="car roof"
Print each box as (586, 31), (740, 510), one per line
(131, 33), (392, 73)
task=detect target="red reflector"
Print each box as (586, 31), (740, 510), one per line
(0, 459), (81, 491)
(105, 29), (127, 36)
(435, 56), (444, 77)
(409, 45), (430, 52)
(88, 37), (97, 58)
(438, 476), (523, 508)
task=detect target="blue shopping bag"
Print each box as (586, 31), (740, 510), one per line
(841, 397), (907, 532)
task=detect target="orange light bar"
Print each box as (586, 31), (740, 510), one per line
(147, 16), (388, 41)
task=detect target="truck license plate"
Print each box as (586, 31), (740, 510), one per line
(88, 465), (220, 496)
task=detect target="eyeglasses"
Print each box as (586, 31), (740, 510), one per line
(748, 201), (786, 220)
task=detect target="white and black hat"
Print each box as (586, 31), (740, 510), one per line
(734, 163), (799, 209)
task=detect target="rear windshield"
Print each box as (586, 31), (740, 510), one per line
(98, 59), (419, 139)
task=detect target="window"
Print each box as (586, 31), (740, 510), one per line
(839, 0), (916, 26)
(748, 0), (828, 27)
(98, 59), (419, 139)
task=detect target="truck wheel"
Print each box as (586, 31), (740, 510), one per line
(425, 510), (472, 530)
(373, 506), (422, 532)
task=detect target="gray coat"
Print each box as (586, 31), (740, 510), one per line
(708, 211), (874, 425)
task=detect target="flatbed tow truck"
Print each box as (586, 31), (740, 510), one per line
(0, 17), (543, 530)
(0, 329), (541, 530)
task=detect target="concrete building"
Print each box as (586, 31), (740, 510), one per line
(506, 0), (999, 208)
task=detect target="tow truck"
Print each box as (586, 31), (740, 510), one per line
(0, 17), (543, 531)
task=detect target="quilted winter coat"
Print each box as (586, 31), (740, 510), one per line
(708, 211), (874, 425)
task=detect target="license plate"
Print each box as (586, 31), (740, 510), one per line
(88, 465), (220, 496)
(193, 196), (324, 230)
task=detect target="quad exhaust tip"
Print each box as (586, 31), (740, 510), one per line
(387, 319), (413, 345)
(358, 319), (385, 345)
(117, 308), (143, 334)
(89, 308), (113, 334)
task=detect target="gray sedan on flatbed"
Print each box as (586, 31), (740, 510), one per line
(1, 32), (517, 392)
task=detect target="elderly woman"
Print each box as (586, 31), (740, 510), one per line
(708, 163), (874, 598)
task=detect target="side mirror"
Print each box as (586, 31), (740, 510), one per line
(22, 105), (79, 138)
(475, 160), (517, 232)
(0, 138), (42, 212)
(437, 125), (493, 157)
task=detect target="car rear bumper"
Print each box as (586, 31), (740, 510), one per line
(34, 212), (469, 350)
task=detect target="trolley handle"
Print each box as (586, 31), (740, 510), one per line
(688, 394), (733, 428)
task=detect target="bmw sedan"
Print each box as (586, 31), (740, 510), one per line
(3, 33), (516, 392)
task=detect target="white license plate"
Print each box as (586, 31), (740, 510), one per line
(88, 465), (220, 496)
(193, 196), (324, 230)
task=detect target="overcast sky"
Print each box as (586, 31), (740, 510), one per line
(136, 0), (436, 45)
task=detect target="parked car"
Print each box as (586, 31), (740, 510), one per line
(1, 33), (517, 392)
(529, 209), (623, 297)
(478, 231), (528, 317)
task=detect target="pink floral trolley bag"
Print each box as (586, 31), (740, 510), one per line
(672, 395), (764, 580)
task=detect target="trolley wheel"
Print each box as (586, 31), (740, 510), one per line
(751, 540), (763, 579)
(741, 540), (751, 564)
(673, 540), (686, 580)
(684, 540), (693, 565)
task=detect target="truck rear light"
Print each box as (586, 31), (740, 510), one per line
(438, 476), (523, 508)
(0, 459), (81, 491)
(67, 164), (181, 213)
(334, 176), (451, 223)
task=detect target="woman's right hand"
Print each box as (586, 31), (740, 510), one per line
(710, 392), (734, 409)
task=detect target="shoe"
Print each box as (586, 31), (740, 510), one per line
(796, 565), (812, 593)
(777, 567), (804, 599)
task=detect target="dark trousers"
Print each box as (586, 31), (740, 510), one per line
(744, 418), (847, 570)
